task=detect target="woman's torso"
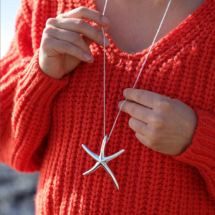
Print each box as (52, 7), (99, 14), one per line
(34, 0), (215, 214)
(94, 0), (206, 54)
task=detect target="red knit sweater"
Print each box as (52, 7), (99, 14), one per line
(1, 0), (215, 214)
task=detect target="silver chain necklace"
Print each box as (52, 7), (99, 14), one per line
(82, 0), (172, 189)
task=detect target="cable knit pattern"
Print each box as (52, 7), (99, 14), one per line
(1, 0), (215, 214)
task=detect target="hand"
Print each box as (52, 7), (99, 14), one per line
(39, 6), (110, 79)
(118, 89), (198, 155)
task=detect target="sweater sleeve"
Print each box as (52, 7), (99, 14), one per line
(172, 108), (215, 202)
(0, 0), (70, 172)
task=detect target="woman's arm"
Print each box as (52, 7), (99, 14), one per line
(1, 0), (69, 172)
(119, 89), (215, 202)
(173, 108), (215, 202)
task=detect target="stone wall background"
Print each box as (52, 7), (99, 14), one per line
(0, 164), (39, 215)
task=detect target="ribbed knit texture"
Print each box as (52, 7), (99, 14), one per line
(1, 0), (215, 214)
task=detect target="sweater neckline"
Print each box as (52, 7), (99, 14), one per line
(87, 0), (209, 59)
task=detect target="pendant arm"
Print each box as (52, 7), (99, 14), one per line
(99, 135), (108, 160)
(83, 162), (101, 176)
(102, 163), (119, 190)
(82, 144), (100, 162)
(103, 149), (125, 163)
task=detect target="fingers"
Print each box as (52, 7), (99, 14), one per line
(39, 6), (111, 79)
(83, 23), (110, 47)
(42, 5), (112, 63)
(130, 118), (164, 148)
(57, 6), (110, 27)
(129, 117), (148, 135)
(53, 6), (110, 47)
(118, 100), (152, 124)
(43, 37), (93, 62)
(43, 26), (94, 62)
(135, 132), (164, 153)
(44, 7), (111, 62)
(135, 133), (147, 144)
(46, 17), (110, 47)
(135, 133), (157, 151)
(123, 89), (168, 109)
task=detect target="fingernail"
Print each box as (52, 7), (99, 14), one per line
(101, 16), (109, 24)
(118, 101), (123, 108)
(105, 37), (110, 46)
(83, 53), (91, 60)
(123, 89), (127, 97)
(88, 55), (94, 63)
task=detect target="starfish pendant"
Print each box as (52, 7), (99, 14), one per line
(82, 136), (125, 189)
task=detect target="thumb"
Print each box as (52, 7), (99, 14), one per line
(83, 23), (110, 47)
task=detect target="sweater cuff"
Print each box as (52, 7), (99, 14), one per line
(172, 108), (215, 168)
(17, 48), (70, 103)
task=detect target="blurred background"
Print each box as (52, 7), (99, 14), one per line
(1, 0), (20, 56)
(1, 1), (39, 215)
